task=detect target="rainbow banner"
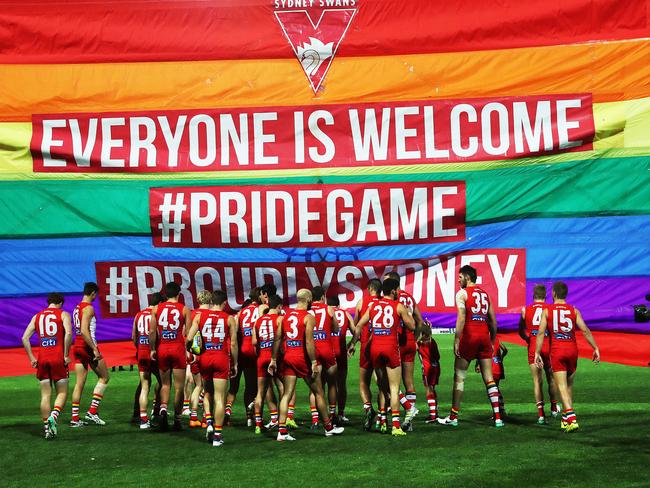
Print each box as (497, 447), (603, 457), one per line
(1, 0), (649, 347)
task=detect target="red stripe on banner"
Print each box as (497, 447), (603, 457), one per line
(31, 94), (594, 173)
(149, 182), (466, 248)
(94, 250), (526, 318)
(0, 0), (648, 63)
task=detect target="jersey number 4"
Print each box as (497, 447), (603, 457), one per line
(202, 318), (226, 342)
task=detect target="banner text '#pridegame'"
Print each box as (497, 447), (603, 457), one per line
(32, 95), (593, 173)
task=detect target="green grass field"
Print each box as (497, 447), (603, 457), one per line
(1, 335), (648, 487)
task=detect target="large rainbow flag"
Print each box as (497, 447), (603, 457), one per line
(1, 0), (649, 347)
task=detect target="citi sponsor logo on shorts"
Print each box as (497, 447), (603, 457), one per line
(260, 340), (274, 349)
(471, 314), (488, 322)
(286, 340), (303, 347)
(554, 333), (572, 340)
(40, 338), (57, 347)
(313, 331), (327, 340)
(273, 1), (357, 94)
(161, 331), (177, 340)
(243, 328), (253, 337)
(138, 337), (149, 345)
(205, 343), (224, 351)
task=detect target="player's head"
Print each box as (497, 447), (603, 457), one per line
(148, 292), (164, 307)
(47, 292), (64, 307)
(367, 278), (382, 296)
(418, 320), (432, 341)
(83, 282), (99, 299)
(327, 295), (340, 307)
(296, 288), (312, 306)
(383, 271), (401, 287)
(458, 265), (477, 288)
(241, 298), (252, 309)
(533, 284), (547, 301)
(164, 282), (181, 299)
(382, 278), (400, 300)
(260, 283), (277, 303)
(212, 290), (228, 307)
(552, 281), (568, 301)
(249, 287), (262, 303)
(268, 294), (283, 311)
(197, 290), (213, 306)
(312, 286), (326, 302)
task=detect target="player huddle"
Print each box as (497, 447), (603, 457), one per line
(22, 265), (600, 444)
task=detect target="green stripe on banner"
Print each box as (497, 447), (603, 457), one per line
(0, 155), (648, 237)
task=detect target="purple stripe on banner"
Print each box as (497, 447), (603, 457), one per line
(1, 277), (649, 348)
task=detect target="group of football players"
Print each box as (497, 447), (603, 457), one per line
(22, 264), (600, 445)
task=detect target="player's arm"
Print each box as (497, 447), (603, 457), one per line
(80, 305), (101, 360)
(575, 307), (600, 363)
(62, 311), (72, 365)
(487, 303), (497, 346)
(412, 302), (424, 338)
(21, 315), (37, 367)
(329, 306), (340, 334)
(534, 309), (549, 369)
(398, 303), (415, 331)
(268, 316), (283, 375)
(345, 311), (354, 346)
(499, 342), (508, 358)
(229, 316), (239, 377)
(148, 305), (159, 360)
(185, 314), (201, 352)
(251, 320), (258, 347)
(351, 298), (363, 339)
(131, 316), (138, 350)
(182, 306), (192, 339)
(348, 309), (370, 353)
(454, 290), (467, 358)
(305, 314), (320, 378)
(518, 308), (529, 343)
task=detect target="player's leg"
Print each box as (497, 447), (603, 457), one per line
(85, 358), (110, 425)
(401, 360), (417, 412)
(39, 380), (53, 438)
(285, 387), (297, 428)
(278, 375), (298, 441)
(172, 367), (186, 429)
(359, 366), (375, 430)
(440, 356), (469, 426)
(478, 357), (503, 426)
(132, 383), (142, 424)
(158, 367), (172, 430)
(48, 378), (68, 436)
(138, 371), (151, 429)
(545, 367), (560, 416)
(189, 372), (203, 427)
(151, 366), (162, 417)
(182, 365), (193, 416)
(225, 365), (241, 425)
(264, 383), (279, 428)
(325, 363), (338, 423)
(553, 371), (575, 430)
(202, 373), (214, 441)
(374, 368), (388, 431)
(253, 376), (268, 434)
(530, 363), (546, 423)
(337, 359), (348, 421)
(425, 385), (438, 422)
(211, 378), (228, 446)
(243, 366), (258, 427)
(308, 391), (319, 428)
(305, 372), (343, 436)
(71, 363), (88, 426)
(386, 365), (405, 435)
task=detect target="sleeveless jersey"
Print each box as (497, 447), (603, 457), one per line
(282, 308), (310, 359)
(156, 301), (186, 345)
(398, 289), (417, 344)
(524, 302), (550, 345)
(35, 307), (65, 359)
(546, 303), (578, 351)
(368, 298), (401, 347)
(460, 286), (491, 335)
(255, 314), (277, 355)
(331, 307), (350, 356)
(199, 309), (231, 354)
(134, 308), (153, 352)
(238, 302), (259, 356)
(73, 301), (96, 347)
(359, 295), (380, 344)
(309, 302), (333, 345)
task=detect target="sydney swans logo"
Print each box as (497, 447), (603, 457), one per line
(274, 4), (357, 94)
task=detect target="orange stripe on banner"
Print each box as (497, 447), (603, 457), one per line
(1, 39), (649, 121)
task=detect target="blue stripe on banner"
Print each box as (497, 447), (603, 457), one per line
(0, 215), (648, 296)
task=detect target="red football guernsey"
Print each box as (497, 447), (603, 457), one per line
(34, 307), (65, 359)
(199, 309), (231, 354)
(73, 301), (95, 347)
(255, 314), (277, 358)
(368, 298), (401, 347)
(282, 308), (310, 359)
(359, 295), (380, 344)
(309, 302), (333, 349)
(524, 302), (550, 347)
(156, 301), (186, 345)
(134, 308), (152, 353)
(238, 302), (259, 357)
(331, 307), (350, 356)
(461, 286), (491, 335)
(547, 303), (578, 352)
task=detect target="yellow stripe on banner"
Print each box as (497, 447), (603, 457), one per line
(0, 39), (650, 121)
(1, 97), (649, 181)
